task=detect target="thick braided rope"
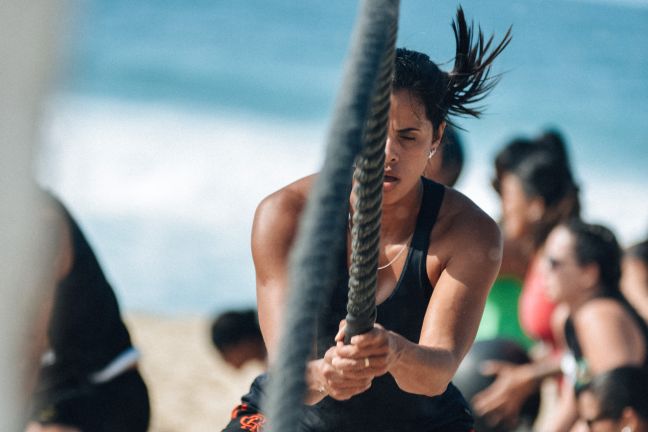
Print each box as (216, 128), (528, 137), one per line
(344, 16), (397, 342)
(264, 1), (400, 431)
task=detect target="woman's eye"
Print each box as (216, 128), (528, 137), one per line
(400, 136), (415, 141)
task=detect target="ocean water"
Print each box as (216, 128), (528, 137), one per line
(38, 0), (648, 314)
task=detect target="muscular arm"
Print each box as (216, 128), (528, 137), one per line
(252, 175), (349, 404)
(387, 200), (503, 396)
(252, 180), (310, 362)
(337, 194), (503, 397)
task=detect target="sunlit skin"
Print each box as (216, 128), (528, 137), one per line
(381, 89), (441, 207)
(542, 226), (590, 304)
(252, 89), (502, 404)
(495, 173), (545, 281)
(498, 173), (543, 242)
(535, 225), (647, 431)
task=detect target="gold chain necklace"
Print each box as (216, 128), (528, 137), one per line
(377, 235), (412, 270)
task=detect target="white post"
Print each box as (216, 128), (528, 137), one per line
(0, 1), (67, 430)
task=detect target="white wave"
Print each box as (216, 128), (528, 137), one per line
(37, 95), (647, 313)
(39, 95), (327, 242)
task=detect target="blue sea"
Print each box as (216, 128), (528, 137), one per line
(38, 0), (648, 315)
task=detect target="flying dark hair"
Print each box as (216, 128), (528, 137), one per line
(576, 366), (648, 421)
(493, 129), (581, 248)
(393, 7), (511, 135)
(563, 219), (622, 295)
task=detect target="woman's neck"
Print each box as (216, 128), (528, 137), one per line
(380, 180), (423, 243)
(567, 285), (604, 313)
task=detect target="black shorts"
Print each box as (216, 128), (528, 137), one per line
(31, 368), (150, 432)
(222, 402), (267, 432)
(222, 375), (475, 432)
(223, 401), (475, 432)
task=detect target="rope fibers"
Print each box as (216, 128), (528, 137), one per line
(265, 1), (399, 431)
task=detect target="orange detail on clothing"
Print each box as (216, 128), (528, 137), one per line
(240, 413), (266, 431)
(230, 403), (248, 419)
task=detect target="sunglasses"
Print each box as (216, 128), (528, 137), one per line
(546, 256), (565, 271)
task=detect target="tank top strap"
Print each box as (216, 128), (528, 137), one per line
(410, 178), (445, 252)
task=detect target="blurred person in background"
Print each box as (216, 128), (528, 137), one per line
(422, 123), (465, 187)
(621, 238), (648, 323)
(210, 308), (267, 369)
(481, 129), (580, 347)
(26, 191), (149, 432)
(575, 366), (648, 432)
(540, 220), (648, 431)
(458, 130), (580, 430)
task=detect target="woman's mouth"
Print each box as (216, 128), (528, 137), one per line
(383, 174), (398, 191)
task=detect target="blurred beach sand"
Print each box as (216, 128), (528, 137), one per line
(124, 313), (561, 431)
(124, 313), (263, 432)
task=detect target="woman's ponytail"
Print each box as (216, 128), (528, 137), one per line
(445, 7), (512, 121)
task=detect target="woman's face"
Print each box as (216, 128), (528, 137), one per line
(383, 89), (442, 206)
(498, 173), (542, 240)
(542, 225), (583, 302)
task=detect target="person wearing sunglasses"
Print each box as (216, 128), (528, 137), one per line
(469, 131), (581, 430)
(541, 220), (648, 431)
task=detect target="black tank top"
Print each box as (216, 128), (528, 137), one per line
(303, 178), (472, 431)
(46, 194), (133, 376)
(564, 293), (648, 386)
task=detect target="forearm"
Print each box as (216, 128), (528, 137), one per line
(303, 359), (327, 405)
(388, 332), (457, 397)
(544, 382), (578, 432)
(520, 354), (562, 390)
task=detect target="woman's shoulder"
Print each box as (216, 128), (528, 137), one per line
(426, 186), (502, 271)
(573, 298), (638, 339)
(255, 173), (318, 221)
(575, 297), (628, 323)
(436, 186), (501, 246)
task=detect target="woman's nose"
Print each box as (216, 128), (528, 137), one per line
(385, 136), (398, 163)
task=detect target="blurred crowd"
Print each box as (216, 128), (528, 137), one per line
(442, 127), (648, 432)
(23, 125), (647, 432)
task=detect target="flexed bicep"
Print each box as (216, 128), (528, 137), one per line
(252, 175), (315, 362)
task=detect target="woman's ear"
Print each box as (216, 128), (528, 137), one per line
(579, 262), (601, 290)
(434, 121), (447, 147)
(527, 197), (545, 223)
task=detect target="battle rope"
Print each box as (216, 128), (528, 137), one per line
(265, 1), (399, 431)
(344, 10), (397, 343)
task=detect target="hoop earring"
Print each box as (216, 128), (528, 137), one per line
(428, 148), (437, 160)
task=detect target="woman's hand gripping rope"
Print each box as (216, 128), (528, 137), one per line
(314, 320), (398, 401)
